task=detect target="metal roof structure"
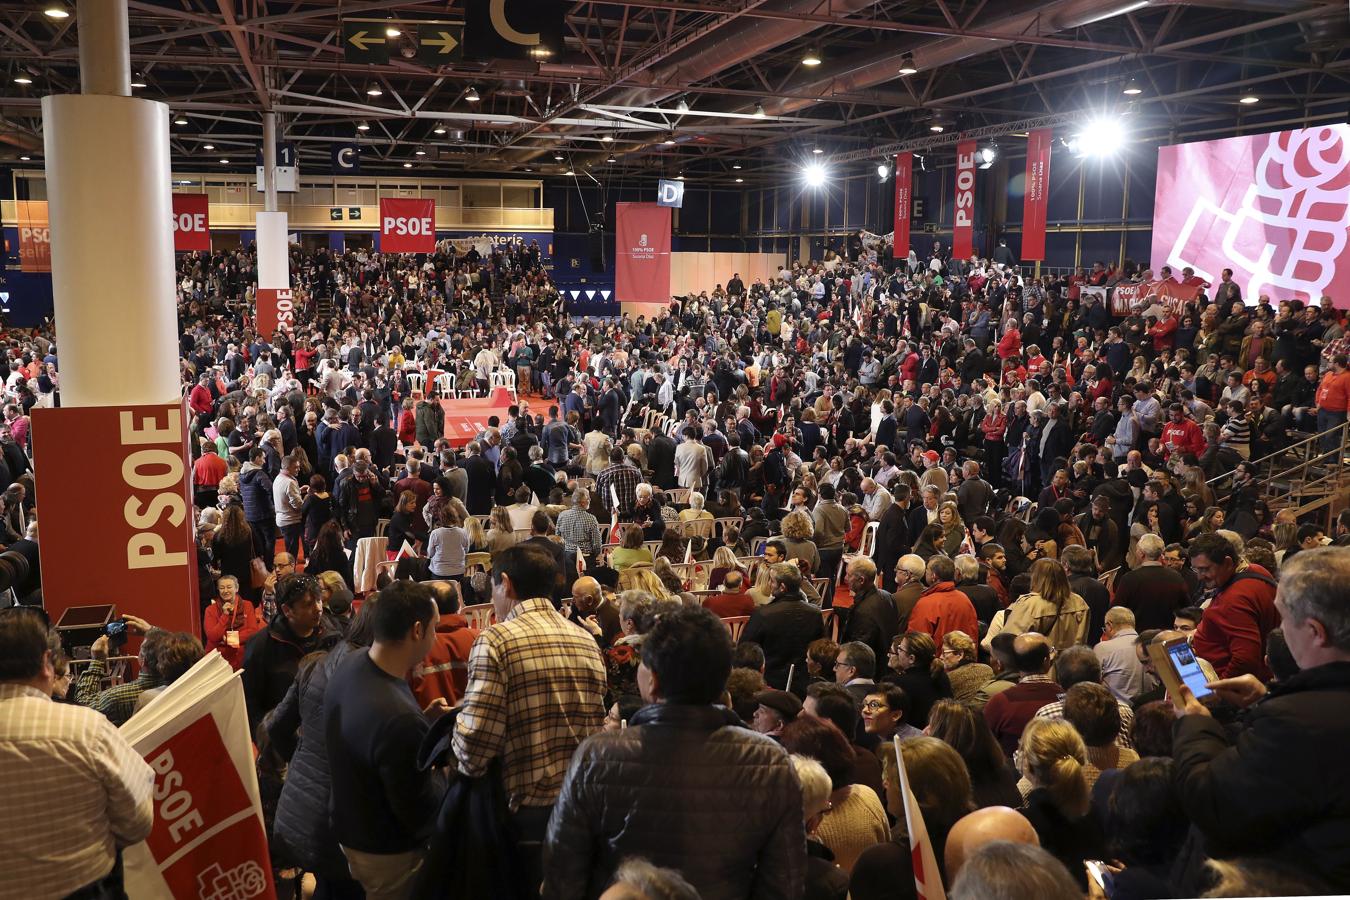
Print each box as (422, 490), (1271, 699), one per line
(2, 0), (1347, 179)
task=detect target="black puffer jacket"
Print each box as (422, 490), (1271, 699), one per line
(1173, 660), (1350, 890)
(541, 703), (805, 900)
(241, 614), (340, 731)
(263, 641), (360, 879)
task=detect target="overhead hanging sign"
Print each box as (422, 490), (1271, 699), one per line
(1022, 128), (1052, 262)
(380, 197), (437, 253)
(893, 152), (912, 260)
(342, 20), (389, 63)
(171, 194), (210, 252)
(952, 139), (977, 260)
(331, 143), (361, 174)
(255, 142), (297, 193)
(416, 23), (464, 63)
(656, 179), (685, 208)
(465, 0), (565, 62)
(615, 202), (671, 305)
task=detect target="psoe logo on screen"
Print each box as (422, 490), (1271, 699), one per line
(632, 232), (655, 255)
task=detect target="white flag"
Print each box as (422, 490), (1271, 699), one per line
(896, 740), (948, 900)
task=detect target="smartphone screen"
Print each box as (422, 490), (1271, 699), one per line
(1167, 640), (1213, 699)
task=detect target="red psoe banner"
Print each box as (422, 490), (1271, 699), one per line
(17, 199), (50, 273)
(32, 401), (200, 637)
(953, 139), (977, 260)
(893, 152), (913, 260)
(171, 194), (211, 252)
(379, 197), (436, 252)
(255, 287), (294, 338)
(615, 202), (672, 304)
(1022, 128), (1052, 261)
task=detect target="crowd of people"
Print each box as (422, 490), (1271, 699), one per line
(4, 234), (1350, 900)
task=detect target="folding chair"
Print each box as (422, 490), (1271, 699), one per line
(721, 615), (750, 642)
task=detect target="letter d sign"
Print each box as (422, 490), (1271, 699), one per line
(657, 179), (684, 209)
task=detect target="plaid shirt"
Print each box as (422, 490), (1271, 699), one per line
(1034, 695), (1135, 749)
(556, 505), (604, 556)
(75, 660), (162, 727)
(453, 598), (607, 810)
(597, 461), (642, 515)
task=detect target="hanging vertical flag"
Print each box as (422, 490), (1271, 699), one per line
(952, 139), (977, 260)
(893, 152), (913, 261)
(896, 742), (948, 900)
(1022, 128), (1052, 261)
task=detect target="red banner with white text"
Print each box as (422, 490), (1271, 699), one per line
(17, 199), (50, 273)
(893, 152), (912, 261)
(379, 197), (436, 253)
(255, 288), (294, 338)
(953, 140), (977, 260)
(171, 194), (211, 252)
(32, 401), (200, 637)
(615, 202), (672, 304)
(1110, 279), (1206, 316)
(1022, 129), (1052, 261)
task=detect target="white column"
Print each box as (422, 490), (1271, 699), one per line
(42, 93), (180, 407)
(256, 211), (290, 290)
(77, 0), (131, 97)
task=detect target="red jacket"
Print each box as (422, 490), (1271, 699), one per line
(193, 452), (227, 488)
(1149, 315), (1178, 352)
(1315, 370), (1350, 413)
(1160, 418), (1206, 459)
(1191, 568), (1278, 680)
(983, 676), (1063, 755)
(397, 409), (417, 445)
(410, 616), (479, 707)
(908, 581), (979, 646)
(203, 599), (263, 670)
(997, 329), (1023, 360)
(704, 591), (755, 619)
(188, 383), (214, 416)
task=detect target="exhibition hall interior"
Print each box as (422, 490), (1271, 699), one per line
(3, 1), (1350, 898)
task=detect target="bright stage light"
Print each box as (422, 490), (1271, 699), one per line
(877, 162), (890, 179)
(1069, 117), (1127, 158)
(803, 162), (827, 188)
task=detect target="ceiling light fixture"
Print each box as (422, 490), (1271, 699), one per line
(554, 151), (565, 161)
(357, 121), (371, 132)
(366, 82), (383, 97)
(898, 52), (918, 76)
(565, 168), (575, 176)
(803, 161), (827, 188)
(734, 177), (744, 183)
(13, 75), (32, 85)
(130, 72), (147, 88)
(44, 5), (70, 19)
(877, 162), (890, 179)
(732, 162), (742, 170)
(465, 86), (481, 102)
(676, 97), (689, 113)
(977, 143), (998, 168)
(19, 155), (31, 161)
(385, 18), (401, 38)
(434, 123), (447, 135)
(606, 155), (617, 163)
(663, 134), (677, 145)
(203, 143), (215, 150)
(403, 161), (413, 168)
(415, 149), (426, 156)
(754, 103), (766, 118)
(601, 133), (613, 142)
(812, 146), (824, 154)
(1122, 78), (1142, 96)
(174, 115), (188, 126)
(219, 158), (230, 164)
(802, 47), (822, 67)
(1239, 93), (1260, 104)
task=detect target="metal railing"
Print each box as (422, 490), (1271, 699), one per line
(1206, 420), (1350, 520)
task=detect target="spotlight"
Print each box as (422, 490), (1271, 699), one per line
(929, 121), (945, 133)
(554, 151), (565, 161)
(19, 155), (31, 161)
(676, 173), (685, 180)
(44, 5), (70, 19)
(802, 47), (822, 67)
(13, 75), (32, 85)
(219, 158), (230, 164)
(898, 52), (917, 76)
(606, 155), (616, 163)
(1239, 93), (1260, 105)
(528, 46), (553, 58)
(366, 82), (383, 97)
(434, 123), (447, 135)
(465, 86), (481, 102)
(1069, 116), (1127, 158)
(523, 166), (533, 173)
(676, 97), (689, 113)
(803, 161), (827, 188)
(753, 103), (766, 118)
(1122, 78), (1142, 96)
(357, 121), (371, 132)
(977, 143), (998, 168)
(812, 146), (824, 155)
(663, 134), (677, 145)
(877, 162), (890, 179)
(385, 18), (401, 38)
(565, 168), (576, 176)
(601, 134), (613, 142)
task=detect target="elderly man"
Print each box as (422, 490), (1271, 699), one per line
(568, 576), (621, 649)
(860, 477), (893, 522)
(907, 555), (979, 646)
(556, 488), (604, 574)
(741, 563), (825, 690)
(841, 558), (899, 668)
(751, 689), (802, 738)
(1094, 607), (1150, 702)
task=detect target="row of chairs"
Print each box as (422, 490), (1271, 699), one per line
(404, 367), (518, 403)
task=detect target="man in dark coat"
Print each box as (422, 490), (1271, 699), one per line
(241, 574), (339, 732)
(741, 564), (826, 690)
(1172, 547), (1350, 892)
(1037, 403), (1074, 487)
(644, 429), (678, 489)
(841, 558), (900, 674)
(462, 441), (497, 516)
(543, 606), (805, 900)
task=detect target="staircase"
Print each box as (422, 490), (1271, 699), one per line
(1209, 421), (1350, 526)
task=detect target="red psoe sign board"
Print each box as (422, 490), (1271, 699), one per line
(615, 202), (672, 304)
(953, 139), (977, 260)
(379, 197), (437, 252)
(17, 199), (51, 273)
(1022, 129), (1052, 261)
(171, 194), (211, 252)
(893, 152), (913, 260)
(32, 401), (200, 637)
(255, 288), (294, 338)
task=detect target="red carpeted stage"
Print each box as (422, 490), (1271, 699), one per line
(438, 387), (515, 447)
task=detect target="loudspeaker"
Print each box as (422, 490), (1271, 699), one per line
(589, 221), (606, 272)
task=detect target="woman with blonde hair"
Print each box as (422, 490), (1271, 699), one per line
(485, 506), (516, 554)
(779, 510), (821, 576)
(1017, 718), (1106, 889)
(463, 510), (489, 553)
(937, 501), (965, 556)
(707, 544), (745, 589)
(998, 557), (1089, 649)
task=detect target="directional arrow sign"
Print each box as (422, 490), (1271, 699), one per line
(342, 22), (389, 64)
(417, 24), (464, 63)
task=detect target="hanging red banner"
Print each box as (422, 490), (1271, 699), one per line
(379, 197), (436, 252)
(893, 152), (912, 261)
(953, 140), (977, 260)
(614, 202), (672, 304)
(17, 199), (51, 273)
(171, 194), (211, 252)
(1022, 129), (1052, 261)
(255, 287), (294, 338)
